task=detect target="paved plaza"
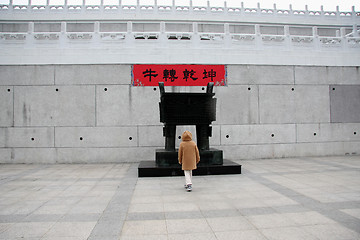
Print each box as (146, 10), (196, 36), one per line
(0, 156), (359, 240)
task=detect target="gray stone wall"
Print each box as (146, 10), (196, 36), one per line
(0, 64), (359, 163)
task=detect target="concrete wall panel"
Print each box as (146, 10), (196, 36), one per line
(260, 85), (330, 124)
(96, 85), (159, 126)
(295, 66), (360, 85)
(228, 65), (294, 85)
(14, 86), (95, 126)
(0, 128), (5, 147)
(330, 85), (360, 123)
(221, 124), (296, 145)
(55, 127), (137, 148)
(220, 144), (296, 160)
(55, 147), (156, 163)
(11, 148), (56, 164)
(210, 125), (221, 146)
(220, 141), (359, 160)
(138, 125), (164, 147)
(297, 123), (360, 143)
(215, 85), (259, 124)
(0, 65), (54, 85)
(55, 65), (131, 85)
(0, 149), (12, 163)
(5, 127), (54, 147)
(259, 85), (295, 124)
(294, 85), (330, 123)
(0, 86), (13, 126)
(294, 142), (359, 157)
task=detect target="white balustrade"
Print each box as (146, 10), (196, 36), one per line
(0, 21), (359, 51)
(1, 0), (359, 21)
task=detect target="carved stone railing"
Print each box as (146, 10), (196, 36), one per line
(0, 21), (359, 50)
(0, 0), (359, 25)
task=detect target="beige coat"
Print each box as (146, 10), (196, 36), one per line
(178, 131), (200, 170)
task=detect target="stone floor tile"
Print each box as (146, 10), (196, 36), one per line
(120, 234), (168, 240)
(206, 216), (255, 232)
(165, 210), (204, 219)
(42, 222), (97, 238)
(215, 229), (268, 240)
(128, 203), (164, 213)
(0, 222), (55, 239)
(302, 223), (360, 240)
(164, 202), (199, 212)
(126, 212), (165, 221)
(340, 209), (360, 219)
(246, 213), (297, 229)
(238, 206), (277, 216)
(42, 237), (86, 240)
(260, 226), (319, 240)
(0, 223), (13, 233)
(121, 220), (167, 235)
(166, 218), (212, 234)
(283, 211), (336, 225)
(168, 232), (217, 240)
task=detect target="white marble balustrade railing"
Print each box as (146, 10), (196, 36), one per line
(0, 21), (359, 51)
(0, 0), (359, 21)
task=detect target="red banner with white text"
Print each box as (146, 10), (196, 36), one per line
(132, 65), (226, 86)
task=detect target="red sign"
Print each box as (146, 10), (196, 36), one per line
(132, 64), (226, 86)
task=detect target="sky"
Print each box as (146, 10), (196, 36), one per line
(2, 0), (359, 12)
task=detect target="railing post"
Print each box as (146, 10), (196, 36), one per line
(119, 0), (122, 14)
(193, 22), (199, 47)
(94, 21), (100, 45)
(82, 0), (85, 13)
(28, 0), (31, 12)
(136, 0), (140, 14)
(255, 24), (262, 49)
(224, 23), (231, 47)
(64, 0), (68, 12)
(313, 26), (319, 50)
(340, 27), (347, 49)
(46, 0), (50, 11)
(273, 4), (277, 16)
(126, 21), (133, 46)
(27, 22), (34, 47)
(284, 25), (291, 49)
(352, 6), (356, 21)
(289, 4), (293, 16)
(320, 5), (324, 18)
(60, 22), (67, 48)
(154, 0), (158, 14)
(160, 21), (167, 44)
(9, 0), (13, 12)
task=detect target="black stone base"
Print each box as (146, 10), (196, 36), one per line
(138, 159), (241, 177)
(156, 148), (223, 166)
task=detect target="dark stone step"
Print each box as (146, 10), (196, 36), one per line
(138, 159), (241, 177)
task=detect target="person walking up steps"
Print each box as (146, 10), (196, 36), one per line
(178, 131), (200, 192)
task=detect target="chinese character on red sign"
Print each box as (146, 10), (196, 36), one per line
(132, 65), (227, 86)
